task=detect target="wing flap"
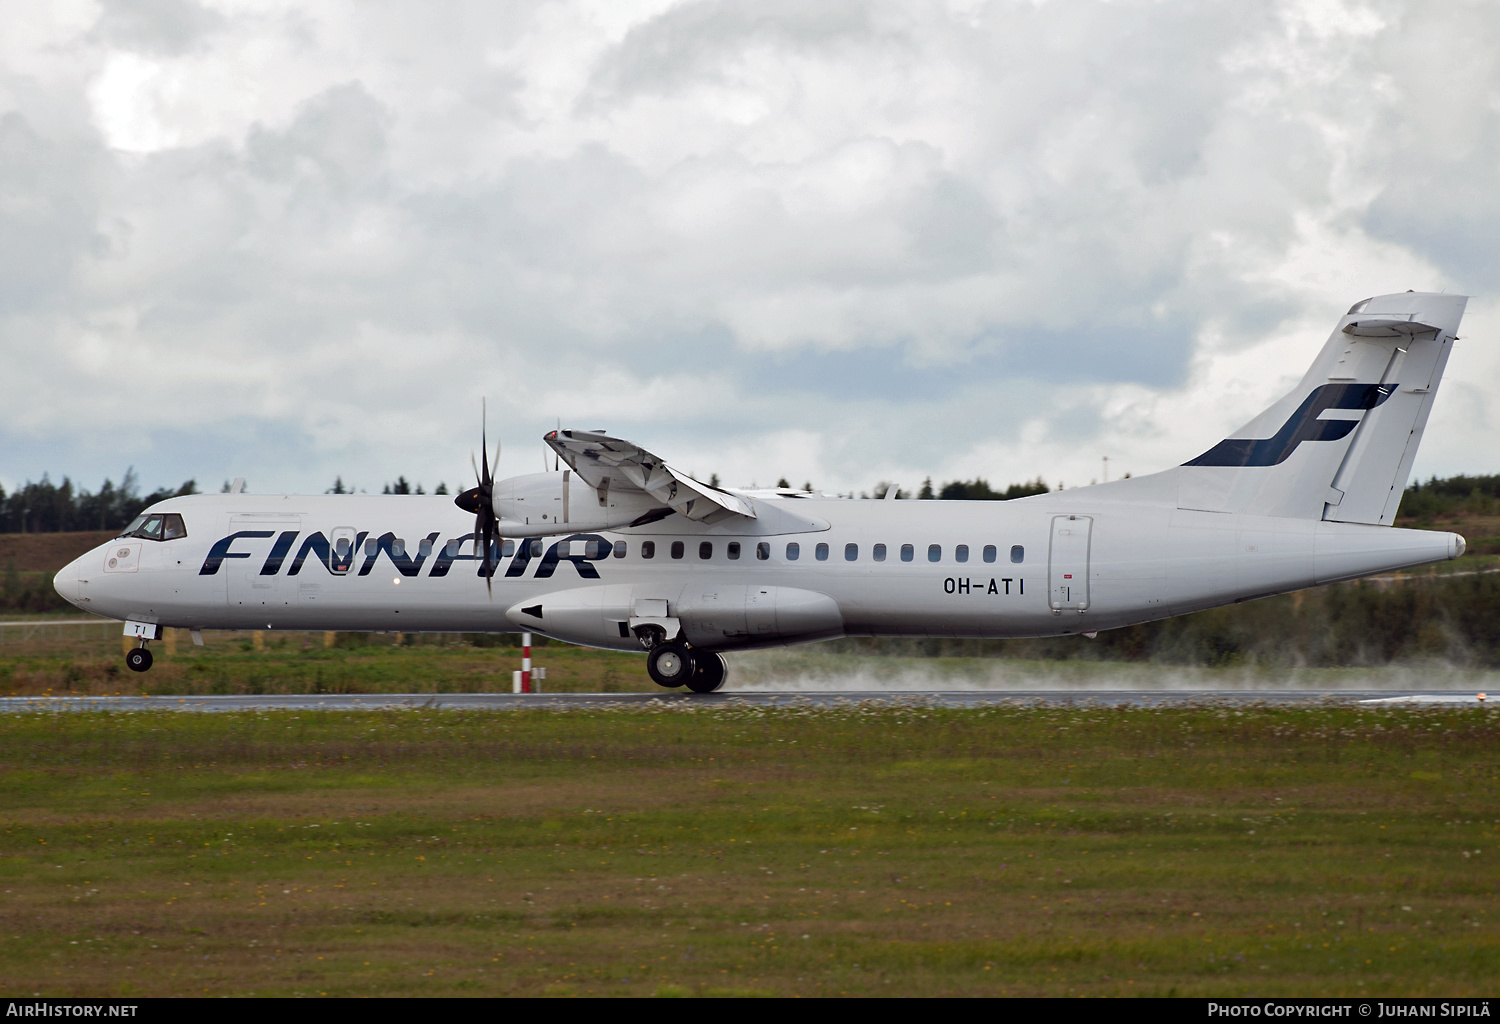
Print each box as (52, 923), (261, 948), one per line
(545, 430), (756, 522)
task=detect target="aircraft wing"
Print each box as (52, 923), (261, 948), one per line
(544, 430), (757, 523)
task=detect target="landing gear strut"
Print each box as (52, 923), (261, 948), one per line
(125, 642), (153, 673)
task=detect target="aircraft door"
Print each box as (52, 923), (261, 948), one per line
(227, 516), (302, 620)
(329, 527), (358, 573)
(1048, 515), (1092, 612)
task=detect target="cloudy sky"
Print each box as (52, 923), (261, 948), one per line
(4, 0), (1498, 498)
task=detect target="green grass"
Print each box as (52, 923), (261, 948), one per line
(0, 627), (665, 696)
(0, 703), (1496, 996)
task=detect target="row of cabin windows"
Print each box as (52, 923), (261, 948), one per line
(635, 540), (1026, 563)
(784, 542), (1024, 563)
(370, 536), (1026, 565)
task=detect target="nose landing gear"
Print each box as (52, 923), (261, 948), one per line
(125, 643), (154, 673)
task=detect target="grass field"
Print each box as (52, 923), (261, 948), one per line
(1, 702), (1496, 997)
(9, 622), (1500, 698)
(0, 622), (669, 695)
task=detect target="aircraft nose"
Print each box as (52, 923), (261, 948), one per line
(53, 562), (82, 609)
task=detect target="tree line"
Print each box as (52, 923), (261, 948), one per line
(0, 471), (199, 534)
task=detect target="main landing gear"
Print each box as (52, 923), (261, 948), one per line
(125, 642), (153, 673)
(645, 642), (726, 694)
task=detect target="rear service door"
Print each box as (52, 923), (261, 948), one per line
(1048, 515), (1092, 612)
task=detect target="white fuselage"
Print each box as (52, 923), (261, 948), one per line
(54, 475), (1463, 652)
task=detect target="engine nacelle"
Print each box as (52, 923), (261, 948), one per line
(492, 471), (665, 537)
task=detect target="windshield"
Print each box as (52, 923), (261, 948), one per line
(117, 514), (149, 538)
(117, 512), (187, 541)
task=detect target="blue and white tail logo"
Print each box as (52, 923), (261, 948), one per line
(1183, 383), (1395, 468)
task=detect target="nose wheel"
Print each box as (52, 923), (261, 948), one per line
(125, 644), (154, 673)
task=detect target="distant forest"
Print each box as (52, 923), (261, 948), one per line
(0, 468), (1495, 534)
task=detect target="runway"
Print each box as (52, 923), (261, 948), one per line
(0, 690), (1491, 711)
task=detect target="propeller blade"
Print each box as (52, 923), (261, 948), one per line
(463, 396), (501, 598)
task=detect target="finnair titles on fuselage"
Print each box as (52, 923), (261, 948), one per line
(55, 292), (1471, 692)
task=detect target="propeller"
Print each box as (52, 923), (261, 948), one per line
(454, 399), (502, 596)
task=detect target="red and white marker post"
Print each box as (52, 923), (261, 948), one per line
(522, 632), (532, 693)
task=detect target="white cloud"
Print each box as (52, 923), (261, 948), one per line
(2, 0), (1499, 499)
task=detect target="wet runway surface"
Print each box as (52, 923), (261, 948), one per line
(0, 690), (1491, 711)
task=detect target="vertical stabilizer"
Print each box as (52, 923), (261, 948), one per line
(1175, 292), (1467, 522)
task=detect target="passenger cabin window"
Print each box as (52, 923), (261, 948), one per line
(529, 539), (544, 557)
(955, 544), (969, 563)
(391, 538), (407, 557)
(928, 544), (941, 562)
(727, 541), (741, 560)
(417, 538), (433, 558)
(873, 543), (886, 562)
(613, 541), (627, 558)
(699, 541), (712, 559)
(900, 544), (914, 562)
(642, 541), (656, 559)
(756, 542), (770, 560)
(983, 544), (997, 563)
(670, 541), (685, 559)
(1010, 544), (1025, 563)
(845, 543), (858, 561)
(365, 538), (379, 556)
(786, 542), (800, 561)
(815, 543), (829, 561)
(502, 539), (516, 557)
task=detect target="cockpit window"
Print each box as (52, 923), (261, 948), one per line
(119, 512), (187, 541)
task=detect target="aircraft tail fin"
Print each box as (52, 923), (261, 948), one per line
(1176, 291), (1468, 523)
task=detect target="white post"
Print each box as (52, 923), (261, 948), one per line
(512, 670), (522, 694)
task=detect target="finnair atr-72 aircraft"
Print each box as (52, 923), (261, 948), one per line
(54, 292), (1470, 693)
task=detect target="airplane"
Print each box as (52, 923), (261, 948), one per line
(53, 291), (1471, 693)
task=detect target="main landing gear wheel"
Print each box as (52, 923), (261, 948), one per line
(685, 652), (726, 694)
(125, 647), (153, 673)
(646, 643), (696, 688)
